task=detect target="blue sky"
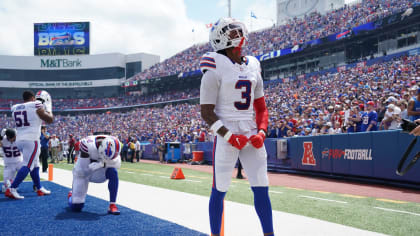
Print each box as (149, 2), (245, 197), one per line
(0, 0), (357, 60)
(185, 0), (276, 32)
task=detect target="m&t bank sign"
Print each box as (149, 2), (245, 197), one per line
(40, 58), (82, 68)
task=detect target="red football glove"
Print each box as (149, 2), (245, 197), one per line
(225, 132), (249, 150)
(249, 130), (266, 149)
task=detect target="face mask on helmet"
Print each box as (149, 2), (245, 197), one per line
(209, 18), (248, 51)
(35, 90), (51, 104)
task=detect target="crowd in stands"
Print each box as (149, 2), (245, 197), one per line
(265, 55), (420, 137)
(134, 0), (417, 80)
(0, 54), (418, 144)
(0, 88), (199, 111)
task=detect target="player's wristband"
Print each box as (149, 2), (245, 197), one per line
(258, 129), (266, 137)
(210, 120), (224, 134)
(223, 131), (233, 141)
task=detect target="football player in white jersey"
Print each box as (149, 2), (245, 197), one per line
(5, 91), (54, 199)
(0, 128), (23, 192)
(200, 18), (274, 235)
(68, 134), (122, 215)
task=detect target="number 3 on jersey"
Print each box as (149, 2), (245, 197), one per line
(234, 80), (252, 110)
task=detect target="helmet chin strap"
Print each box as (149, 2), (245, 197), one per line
(232, 37), (245, 56)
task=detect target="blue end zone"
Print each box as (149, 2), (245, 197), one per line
(0, 182), (206, 236)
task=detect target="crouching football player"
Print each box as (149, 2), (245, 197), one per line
(68, 135), (121, 215)
(1, 128), (23, 192)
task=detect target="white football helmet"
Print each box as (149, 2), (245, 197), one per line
(209, 17), (248, 51)
(35, 90), (52, 112)
(98, 137), (121, 161)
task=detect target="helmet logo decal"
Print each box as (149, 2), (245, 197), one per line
(105, 141), (113, 157)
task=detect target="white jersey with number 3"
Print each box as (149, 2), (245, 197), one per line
(11, 101), (44, 141)
(199, 51), (269, 192)
(199, 52), (264, 122)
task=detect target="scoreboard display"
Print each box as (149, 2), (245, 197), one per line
(34, 22), (90, 56)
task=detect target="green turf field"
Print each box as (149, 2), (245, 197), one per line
(11, 161), (420, 236)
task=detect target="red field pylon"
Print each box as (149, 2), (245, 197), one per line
(170, 167), (185, 179)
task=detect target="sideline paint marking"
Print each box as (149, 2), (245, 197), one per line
(312, 190), (331, 194)
(269, 191), (283, 194)
(299, 195), (347, 204)
(183, 179), (201, 183)
(159, 176), (169, 179)
(140, 173), (153, 176)
(121, 167), (210, 180)
(374, 207), (420, 216)
(376, 198), (408, 204)
(127, 171), (134, 174)
(286, 187), (303, 191)
(339, 194), (366, 199)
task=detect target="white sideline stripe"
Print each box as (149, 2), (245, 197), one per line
(299, 195), (348, 204)
(0, 160), (386, 236)
(183, 179), (201, 183)
(159, 176), (168, 179)
(140, 173), (153, 176)
(126, 172), (134, 174)
(269, 190), (283, 194)
(374, 207), (420, 216)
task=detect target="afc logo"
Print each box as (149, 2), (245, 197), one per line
(302, 141), (316, 166)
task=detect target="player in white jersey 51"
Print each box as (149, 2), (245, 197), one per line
(5, 91), (54, 200)
(0, 128), (23, 192)
(68, 134), (122, 215)
(200, 17), (274, 235)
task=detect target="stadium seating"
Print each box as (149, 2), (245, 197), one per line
(134, 0), (416, 80)
(1, 54), (418, 143)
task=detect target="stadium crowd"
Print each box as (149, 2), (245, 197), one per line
(0, 54), (418, 145)
(0, 88), (199, 110)
(133, 0), (417, 80)
(265, 55), (419, 137)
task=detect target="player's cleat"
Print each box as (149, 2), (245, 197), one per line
(236, 174), (244, 179)
(5, 188), (24, 199)
(36, 187), (51, 196)
(2, 179), (12, 193)
(108, 203), (120, 215)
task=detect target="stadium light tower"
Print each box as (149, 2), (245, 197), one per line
(228, 0), (231, 17)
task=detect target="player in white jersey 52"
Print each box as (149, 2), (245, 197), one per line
(5, 91), (54, 200)
(200, 17), (274, 235)
(68, 134), (122, 215)
(0, 128), (23, 192)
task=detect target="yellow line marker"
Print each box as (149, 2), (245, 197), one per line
(376, 198), (408, 204)
(312, 190), (331, 194)
(286, 187), (303, 191)
(339, 194), (367, 199)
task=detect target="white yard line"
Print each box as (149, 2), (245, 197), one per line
(269, 190), (283, 194)
(140, 173), (153, 176)
(183, 179), (201, 183)
(299, 195), (348, 204)
(374, 207), (420, 217)
(0, 160), (387, 236)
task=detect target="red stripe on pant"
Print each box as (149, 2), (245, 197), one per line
(27, 141), (38, 168)
(212, 136), (217, 188)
